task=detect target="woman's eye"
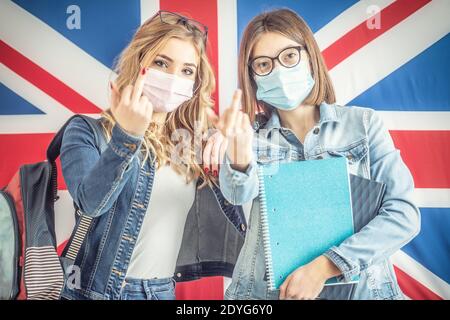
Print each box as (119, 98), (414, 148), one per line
(154, 60), (168, 68)
(182, 68), (194, 76)
(258, 62), (269, 69)
(285, 53), (297, 61)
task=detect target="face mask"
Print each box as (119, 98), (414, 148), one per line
(254, 60), (315, 110)
(143, 68), (195, 113)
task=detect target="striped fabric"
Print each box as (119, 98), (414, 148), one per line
(64, 214), (93, 261)
(24, 246), (64, 300)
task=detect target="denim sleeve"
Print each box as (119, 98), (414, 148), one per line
(324, 109), (421, 282)
(60, 117), (144, 218)
(218, 153), (259, 205)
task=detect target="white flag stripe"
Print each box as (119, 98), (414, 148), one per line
(0, 0), (114, 111)
(223, 277), (232, 295)
(378, 111), (450, 131)
(0, 63), (73, 133)
(330, 0), (450, 106)
(414, 189), (450, 208)
(54, 190), (76, 246)
(140, 0), (159, 25)
(218, 0), (239, 115)
(314, 0), (395, 50)
(391, 250), (450, 299)
(0, 64), (100, 133)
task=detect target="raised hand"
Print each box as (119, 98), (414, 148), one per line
(205, 89), (253, 172)
(110, 67), (153, 137)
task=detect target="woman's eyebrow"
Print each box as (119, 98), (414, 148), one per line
(156, 54), (173, 62)
(184, 62), (197, 68)
(254, 45), (299, 59)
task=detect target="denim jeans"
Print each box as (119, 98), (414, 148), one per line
(119, 277), (176, 300)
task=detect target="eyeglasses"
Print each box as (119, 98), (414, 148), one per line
(145, 10), (208, 44)
(249, 46), (304, 76)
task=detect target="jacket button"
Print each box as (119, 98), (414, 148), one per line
(112, 269), (122, 276)
(176, 273), (182, 278)
(240, 224), (246, 232)
(224, 200), (230, 206)
(313, 127), (320, 135)
(124, 143), (136, 151)
(135, 203), (145, 209)
(123, 235), (133, 242)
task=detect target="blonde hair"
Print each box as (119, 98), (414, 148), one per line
(101, 13), (216, 186)
(238, 8), (336, 122)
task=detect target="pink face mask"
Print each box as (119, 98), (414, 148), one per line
(142, 68), (195, 113)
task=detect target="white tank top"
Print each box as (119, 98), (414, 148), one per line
(126, 165), (196, 279)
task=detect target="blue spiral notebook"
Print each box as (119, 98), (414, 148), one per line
(257, 157), (356, 290)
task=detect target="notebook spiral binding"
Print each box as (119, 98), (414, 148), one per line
(257, 166), (276, 290)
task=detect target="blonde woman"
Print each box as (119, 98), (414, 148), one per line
(206, 9), (419, 300)
(59, 11), (246, 300)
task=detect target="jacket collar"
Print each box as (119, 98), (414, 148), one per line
(261, 102), (340, 138)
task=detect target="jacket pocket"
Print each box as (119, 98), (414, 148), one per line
(366, 262), (402, 300)
(256, 146), (289, 164)
(326, 139), (369, 165)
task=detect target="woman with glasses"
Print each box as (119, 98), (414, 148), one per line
(205, 9), (420, 300)
(59, 11), (247, 300)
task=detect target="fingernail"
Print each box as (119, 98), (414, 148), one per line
(204, 167), (209, 174)
(213, 170), (218, 177)
(141, 67), (147, 75)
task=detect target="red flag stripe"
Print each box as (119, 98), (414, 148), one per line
(322, 0), (432, 71)
(0, 40), (103, 114)
(175, 276), (225, 300)
(0, 133), (68, 190)
(394, 266), (443, 300)
(159, 0), (220, 113)
(390, 130), (450, 188)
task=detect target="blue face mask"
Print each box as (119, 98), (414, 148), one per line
(254, 60), (315, 110)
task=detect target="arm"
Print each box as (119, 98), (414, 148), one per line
(205, 89), (259, 205)
(323, 109), (421, 282)
(61, 118), (143, 218)
(61, 66), (154, 218)
(219, 154), (259, 205)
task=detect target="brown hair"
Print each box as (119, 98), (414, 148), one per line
(102, 13), (216, 186)
(238, 8), (336, 122)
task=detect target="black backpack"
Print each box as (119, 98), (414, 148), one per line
(0, 115), (103, 299)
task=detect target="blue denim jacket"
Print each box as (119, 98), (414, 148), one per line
(219, 103), (420, 300)
(59, 117), (247, 300)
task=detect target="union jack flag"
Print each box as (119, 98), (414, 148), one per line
(0, 0), (449, 300)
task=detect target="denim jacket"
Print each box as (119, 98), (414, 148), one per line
(59, 117), (247, 300)
(219, 103), (420, 300)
